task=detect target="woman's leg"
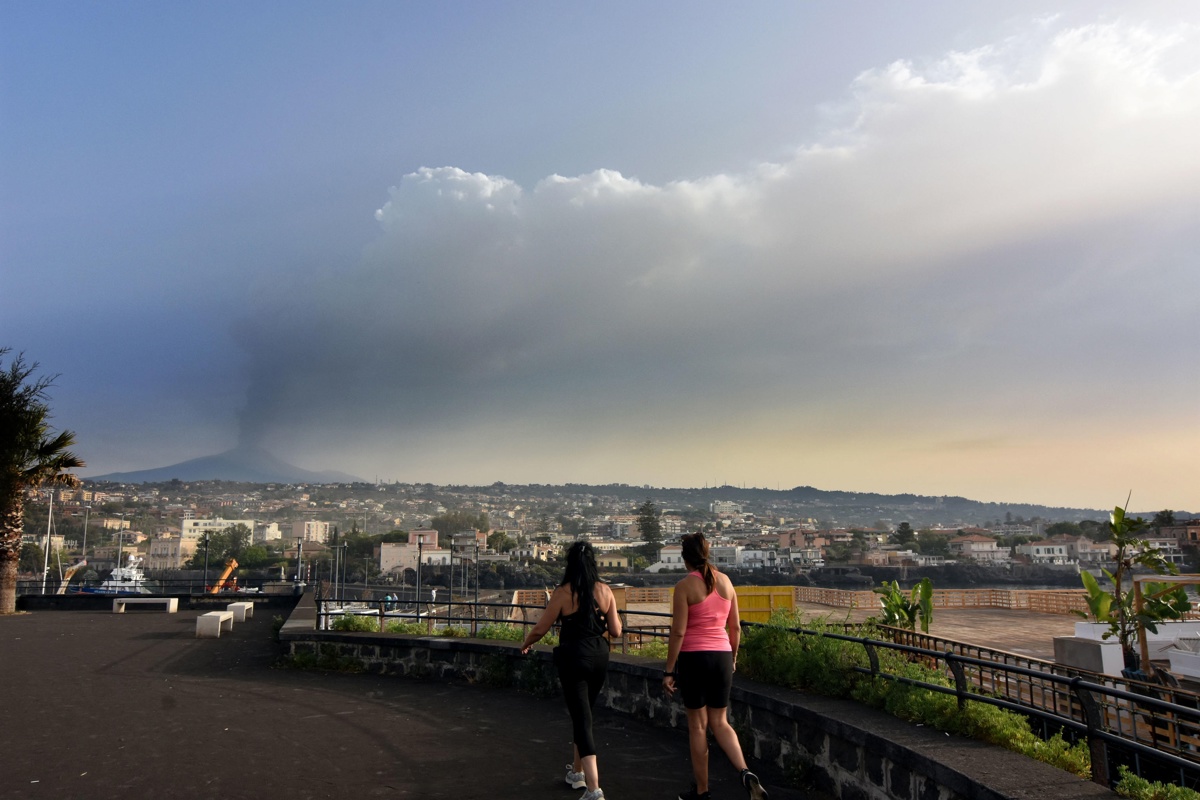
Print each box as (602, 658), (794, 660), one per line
(685, 706), (710, 792)
(706, 706), (748, 772)
(581, 753), (599, 791)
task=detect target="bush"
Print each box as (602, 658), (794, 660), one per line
(740, 610), (1092, 781)
(477, 623), (525, 641)
(330, 614), (380, 632)
(385, 619), (427, 635)
(1116, 766), (1200, 800)
(628, 639), (668, 659)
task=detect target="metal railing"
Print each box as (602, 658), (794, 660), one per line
(313, 595), (1200, 788)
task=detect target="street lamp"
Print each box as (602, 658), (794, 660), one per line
(202, 533), (211, 594)
(293, 536), (305, 596)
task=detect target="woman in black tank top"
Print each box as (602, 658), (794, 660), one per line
(521, 542), (623, 800)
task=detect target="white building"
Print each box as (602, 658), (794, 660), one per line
(1016, 540), (1071, 565)
(146, 535), (196, 570)
(181, 518), (255, 542)
(292, 520), (332, 544)
(948, 534), (1007, 563)
(379, 530), (450, 574)
(254, 522), (282, 543)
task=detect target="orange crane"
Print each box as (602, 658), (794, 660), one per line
(208, 558), (239, 594)
(55, 559), (88, 595)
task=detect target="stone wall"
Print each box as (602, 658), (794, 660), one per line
(281, 628), (1114, 800)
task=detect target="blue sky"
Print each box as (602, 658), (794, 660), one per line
(2, 2), (1197, 512)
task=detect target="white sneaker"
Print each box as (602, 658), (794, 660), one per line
(564, 764), (586, 790)
(578, 789), (604, 800)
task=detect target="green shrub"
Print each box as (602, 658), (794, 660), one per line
(385, 619), (427, 635)
(440, 625), (469, 637)
(628, 639), (668, 659)
(1116, 766), (1200, 800)
(477, 623), (525, 641)
(739, 610), (1093, 781)
(330, 614), (380, 632)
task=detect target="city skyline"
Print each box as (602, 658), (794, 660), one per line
(3, 3), (1198, 512)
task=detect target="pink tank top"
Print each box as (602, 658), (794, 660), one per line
(680, 571), (732, 652)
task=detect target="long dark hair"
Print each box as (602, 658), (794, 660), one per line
(681, 531), (715, 594)
(561, 541), (599, 603)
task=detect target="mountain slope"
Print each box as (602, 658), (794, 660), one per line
(87, 446), (362, 484)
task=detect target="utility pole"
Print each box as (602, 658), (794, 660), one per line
(202, 533), (211, 594)
(41, 491), (54, 594)
(415, 539), (423, 620)
(81, 504), (90, 561)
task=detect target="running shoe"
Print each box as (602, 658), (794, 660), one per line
(578, 789), (604, 800)
(741, 769), (769, 800)
(564, 764), (586, 790)
(677, 787), (711, 800)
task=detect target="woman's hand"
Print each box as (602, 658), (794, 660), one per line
(662, 670), (676, 696)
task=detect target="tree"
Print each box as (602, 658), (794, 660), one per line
(1044, 521), (1084, 538)
(636, 499), (662, 559)
(1, 350), (85, 614)
(1152, 510), (1177, 530)
(890, 522), (916, 547)
(1075, 503), (1191, 670)
(487, 531), (516, 552)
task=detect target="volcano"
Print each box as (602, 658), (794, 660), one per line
(86, 446), (363, 484)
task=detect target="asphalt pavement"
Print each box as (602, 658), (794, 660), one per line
(0, 604), (806, 800)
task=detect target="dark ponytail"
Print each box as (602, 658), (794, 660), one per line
(562, 541), (599, 603)
(680, 531), (715, 595)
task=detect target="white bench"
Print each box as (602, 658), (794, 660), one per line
(112, 597), (179, 614)
(196, 610), (235, 638)
(227, 601), (255, 622)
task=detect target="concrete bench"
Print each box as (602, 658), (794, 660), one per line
(112, 597), (179, 614)
(227, 601), (255, 622)
(196, 610), (235, 638)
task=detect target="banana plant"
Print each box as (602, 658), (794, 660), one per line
(874, 577), (934, 633)
(1074, 502), (1192, 668)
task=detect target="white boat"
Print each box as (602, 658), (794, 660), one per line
(77, 555), (154, 595)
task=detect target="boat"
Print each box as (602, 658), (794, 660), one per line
(76, 554), (154, 595)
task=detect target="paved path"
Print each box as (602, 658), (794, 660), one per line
(0, 607), (807, 800)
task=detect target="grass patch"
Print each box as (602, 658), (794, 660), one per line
(740, 610), (1092, 781)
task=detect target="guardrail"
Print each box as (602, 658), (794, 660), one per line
(313, 592), (1200, 789)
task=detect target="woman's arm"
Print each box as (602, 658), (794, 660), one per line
(520, 587), (566, 653)
(601, 584), (622, 638)
(662, 582), (689, 695)
(725, 578), (741, 671)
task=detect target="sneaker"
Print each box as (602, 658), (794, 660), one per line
(578, 790), (604, 800)
(564, 764), (586, 790)
(741, 769), (768, 800)
(678, 787), (711, 800)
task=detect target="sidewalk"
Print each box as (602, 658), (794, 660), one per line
(0, 607), (806, 800)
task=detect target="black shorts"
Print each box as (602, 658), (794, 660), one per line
(677, 650), (734, 710)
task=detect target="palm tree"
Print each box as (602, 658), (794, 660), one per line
(1, 349), (85, 614)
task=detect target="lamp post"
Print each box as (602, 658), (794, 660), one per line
(81, 503), (90, 561)
(294, 537), (305, 596)
(202, 533), (211, 594)
(415, 539), (423, 619)
(41, 491), (54, 594)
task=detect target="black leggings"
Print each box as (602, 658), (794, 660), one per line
(554, 638), (610, 757)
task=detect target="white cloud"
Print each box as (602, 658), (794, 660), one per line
(237, 19), (1200, 506)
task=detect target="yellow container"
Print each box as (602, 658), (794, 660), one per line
(734, 586), (795, 624)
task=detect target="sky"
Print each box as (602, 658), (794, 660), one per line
(2, 2), (1198, 512)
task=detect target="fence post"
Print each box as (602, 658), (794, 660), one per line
(1070, 677), (1110, 786)
(862, 638), (880, 675)
(945, 650), (968, 710)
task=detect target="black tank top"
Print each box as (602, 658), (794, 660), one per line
(558, 589), (607, 644)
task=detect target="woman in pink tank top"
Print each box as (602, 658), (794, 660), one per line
(663, 532), (768, 800)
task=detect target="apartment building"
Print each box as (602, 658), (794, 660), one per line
(181, 518), (254, 541)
